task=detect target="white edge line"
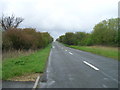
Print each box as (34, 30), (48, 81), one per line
(83, 61), (99, 71)
(32, 76), (40, 90)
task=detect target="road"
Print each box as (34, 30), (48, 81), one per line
(39, 41), (119, 88)
(2, 81), (34, 88)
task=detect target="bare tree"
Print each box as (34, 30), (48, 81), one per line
(0, 15), (24, 30)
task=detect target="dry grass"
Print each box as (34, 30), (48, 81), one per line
(7, 73), (42, 81)
(90, 45), (118, 50)
(69, 45), (118, 60)
(2, 49), (36, 60)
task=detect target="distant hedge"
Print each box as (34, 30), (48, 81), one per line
(2, 28), (53, 51)
(57, 18), (119, 46)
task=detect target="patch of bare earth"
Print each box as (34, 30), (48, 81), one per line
(8, 73), (42, 81)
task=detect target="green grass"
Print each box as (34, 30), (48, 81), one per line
(2, 45), (51, 80)
(68, 45), (118, 60)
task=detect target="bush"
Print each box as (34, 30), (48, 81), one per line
(2, 28), (53, 51)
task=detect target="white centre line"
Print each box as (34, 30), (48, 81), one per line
(69, 52), (73, 55)
(83, 61), (99, 71)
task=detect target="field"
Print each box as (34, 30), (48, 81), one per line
(2, 44), (51, 80)
(69, 45), (118, 60)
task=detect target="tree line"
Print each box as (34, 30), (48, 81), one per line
(57, 18), (119, 47)
(1, 15), (53, 51)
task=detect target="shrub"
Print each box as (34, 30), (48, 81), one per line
(2, 28), (53, 51)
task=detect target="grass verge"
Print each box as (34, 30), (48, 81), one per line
(68, 45), (118, 60)
(2, 44), (51, 80)
(0, 60), (2, 80)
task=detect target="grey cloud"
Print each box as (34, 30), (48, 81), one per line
(0, 0), (119, 39)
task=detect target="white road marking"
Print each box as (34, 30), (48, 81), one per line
(102, 84), (107, 88)
(104, 78), (108, 80)
(52, 46), (55, 48)
(83, 61), (99, 71)
(65, 49), (67, 51)
(33, 76), (40, 89)
(69, 52), (73, 55)
(49, 80), (55, 85)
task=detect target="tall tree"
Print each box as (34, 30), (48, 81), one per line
(0, 15), (24, 30)
(92, 18), (118, 45)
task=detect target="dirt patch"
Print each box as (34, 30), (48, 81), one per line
(7, 73), (42, 81)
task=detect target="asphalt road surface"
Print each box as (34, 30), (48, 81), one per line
(2, 81), (34, 88)
(39, 41), (119, 88)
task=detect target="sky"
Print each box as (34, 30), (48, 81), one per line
(0, 0), (119, 39)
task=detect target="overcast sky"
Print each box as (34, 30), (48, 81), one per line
(0, 0), (119, 39)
